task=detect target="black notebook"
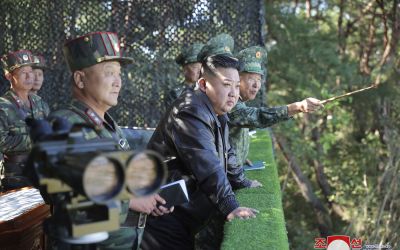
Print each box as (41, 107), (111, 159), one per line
(158, 179), (189, 209)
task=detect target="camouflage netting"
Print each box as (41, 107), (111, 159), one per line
(0, 0), (266, 127)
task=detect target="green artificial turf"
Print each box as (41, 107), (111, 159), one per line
(221, 129), (289, 250)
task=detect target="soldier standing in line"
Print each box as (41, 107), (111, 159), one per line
(31, 54), (48, 95)
(165, 42), (204, 108)
(51, 31), (172, 250)
(0, 50), (50, 191)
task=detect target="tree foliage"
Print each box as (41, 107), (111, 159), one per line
(265, 0), (400, 248)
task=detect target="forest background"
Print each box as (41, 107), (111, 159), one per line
(265, 0), (399, 248)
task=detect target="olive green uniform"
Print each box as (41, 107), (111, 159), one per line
(228, 99), (289, 166)
(165, 42), (203, 108)
(51, 99), (142, 250)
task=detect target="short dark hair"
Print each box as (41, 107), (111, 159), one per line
(200, 54), (242, 77)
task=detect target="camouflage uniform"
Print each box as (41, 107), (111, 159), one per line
(0, 50), (50, 190)
(228, 46), (290, 167)
(31, 54), (48, 95)
(165, 42), (203, 108)
(51, 99), (140, 250)
(56, 31), (141, 250)
(228, 100), (289, 166)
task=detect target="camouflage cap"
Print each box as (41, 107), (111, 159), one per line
(236, 46), (267, 76)
(1, 50), (37, 74)
(63, 31), (133, 72)
(197, 33), (235, 62)
(175, 42), (204, 66)
(32, 55), (48, 70)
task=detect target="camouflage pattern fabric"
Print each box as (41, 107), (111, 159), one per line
(0, 89), (49, 154)
(99, 227), (143, 250)
(51, 99), (128, 144)
(236, 46), (267, 76)
(197, 33), (235, 61)
(50, 99), (142, 250)
(228, 99), (289, 166)
(175, 42), (204, 66)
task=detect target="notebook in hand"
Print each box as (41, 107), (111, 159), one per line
(243, 161), (266, 171)
(158, 179), (189, 209)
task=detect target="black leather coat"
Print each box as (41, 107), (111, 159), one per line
(148, 89), (244, 231)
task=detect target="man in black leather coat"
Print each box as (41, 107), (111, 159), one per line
(142, 54), (258, 250)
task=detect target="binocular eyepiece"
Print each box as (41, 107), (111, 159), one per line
(51, 149), (166, 204)
(27, 117), (167, 203)
(25, 117), (167, 242)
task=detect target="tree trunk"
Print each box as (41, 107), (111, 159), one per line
(274, 133), (333, 236)
(310, 117), (347, 220)
(305, 0), (311, 18)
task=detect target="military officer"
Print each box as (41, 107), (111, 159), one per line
(31, 54), (47, 95)
(0, 49), (50, 191)
(165, 42), (204, 107)
(50, 31), (171, 250)
(228, 46), (323, 178)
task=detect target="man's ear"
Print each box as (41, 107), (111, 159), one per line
(73, 71), (85, 89)
(198, 78), (207, 92)
(5, 72), (12, 81)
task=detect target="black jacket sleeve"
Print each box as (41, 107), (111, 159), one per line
(170, 110), (239, 216)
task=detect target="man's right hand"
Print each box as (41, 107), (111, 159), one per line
(287, 97), (324, 116)
(129, 195), (157, 214)
(226, 207), (259, 222)
(151, 194), (174, 217)
(129, 194), (174, 216)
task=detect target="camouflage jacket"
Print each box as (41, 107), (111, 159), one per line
(228, 100), (289, 166)
(0, 89), (50, 155)
(50, 99), (135, 250)
(50, 99), (129, 146)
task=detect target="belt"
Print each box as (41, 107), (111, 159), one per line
(4, 154), (28, 164)
(122, 210), (147, 229)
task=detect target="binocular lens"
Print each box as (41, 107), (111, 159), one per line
(83, 156), (124, 202)
(125, 152), (160, 195)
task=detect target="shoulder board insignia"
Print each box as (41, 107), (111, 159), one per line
(85, 108), (103, 127)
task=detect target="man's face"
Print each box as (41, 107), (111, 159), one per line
(201, 67), (240, 115)
(9, 66), (34, 91)
(183, 62), (201, 84)
(239, 72), (262, 102)
(80, 61), (122, 109)
(32, 68), (44, 92)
